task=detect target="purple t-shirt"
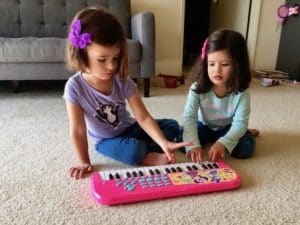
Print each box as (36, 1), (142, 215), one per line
(63, 72), (137, 145)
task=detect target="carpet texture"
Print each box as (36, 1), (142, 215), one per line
(0, 80), (299, 225)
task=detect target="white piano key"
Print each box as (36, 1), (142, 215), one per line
(99, 162), (209, 180)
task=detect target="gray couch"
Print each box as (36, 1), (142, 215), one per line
(0, 0), (155, 97)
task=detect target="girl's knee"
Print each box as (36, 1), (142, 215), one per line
(159, 119), (179, 129)
(231, 150), (253, 159)
(119, 141), (147, 165)
(96, 139), (147, 165)
(158, 119), (181, 141)
(231, 136), (256, 159)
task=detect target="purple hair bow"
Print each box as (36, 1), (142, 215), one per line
(68, 19), (92, 49)
(201, 38), (209, 60)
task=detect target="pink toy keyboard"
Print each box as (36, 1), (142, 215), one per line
(91, 161), (241, 205)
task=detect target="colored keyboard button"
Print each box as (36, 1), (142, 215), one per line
(146, 177), (153, 182)
(125, 184), (135, 191)
(115, 180), (123, 187)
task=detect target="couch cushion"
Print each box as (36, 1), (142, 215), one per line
(0, 38), (140, 63)
(0, 37), (66, 62)
(127, 39), (140, 62)
(0, 0), (131, 38)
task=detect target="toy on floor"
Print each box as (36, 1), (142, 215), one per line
(260, 78), (280, 87)
(91, 161), (241, 205)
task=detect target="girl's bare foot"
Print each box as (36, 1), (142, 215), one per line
(141, 152), (169, 166)
(249, 128), (260, 137)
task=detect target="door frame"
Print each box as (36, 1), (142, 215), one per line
(180, 0), (261, 69)
(247, 0), (261, 67)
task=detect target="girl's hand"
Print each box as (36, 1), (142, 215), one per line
(187, 147), (203, 163)
(69, 163), (93, 179)
(208, 142), (225, 161)
(162, 141), (193, 163)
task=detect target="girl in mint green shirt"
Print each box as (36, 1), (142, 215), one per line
(183, 29), (259, 162)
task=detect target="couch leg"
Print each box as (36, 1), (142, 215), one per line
(12, 80), (19, 92)
(143, 78), (150, 97)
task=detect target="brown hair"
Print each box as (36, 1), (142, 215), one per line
(66, 7), (129, 79)
(190, 29), (251, 94)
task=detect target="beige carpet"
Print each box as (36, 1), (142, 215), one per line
(0, 79), (299, 225)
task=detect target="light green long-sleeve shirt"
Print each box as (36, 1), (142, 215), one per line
(183, 82), (250, 153)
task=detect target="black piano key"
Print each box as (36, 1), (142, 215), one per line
(171, 167), (177, 172)
(165, 168), (171, 173)
(207, 163), (214, 169)
(202, 164), (208, 169)
(176, 166), (183, 172)
(126, 172), (131, 178)
(192, 165), (198, 170)
(109, 174), (114, 180)
(132, 171), (138, 177)
(138, 170), (144, 176)
(149, 169), (154, 175)
(186, 165), (192, 171)
(155, 169), (161, 174)
(213, 163), (219, 168)
(115, 173), (120, 179)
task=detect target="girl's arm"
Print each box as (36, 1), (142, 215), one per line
(217, 91), (250, 154)
(127, 90), (189, 162)
(208, 93), (250, 161)
(66, 102), (92, 179)
(183, 85), (204, 162)
(183, 85), (202, 152)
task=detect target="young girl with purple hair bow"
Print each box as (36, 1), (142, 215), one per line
(63, 7), (191, 179)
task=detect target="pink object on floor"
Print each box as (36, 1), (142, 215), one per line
(91, 161), (241, 205)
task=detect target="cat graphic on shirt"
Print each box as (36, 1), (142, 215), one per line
(94, 102), (120, 127)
